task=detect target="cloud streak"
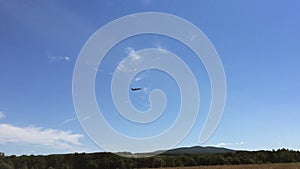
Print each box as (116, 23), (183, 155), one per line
(62, 117), (77, 125)
(116, 47), (142, 73)
(0, 112), (5, 119)
(47, 53), (70, 62)
(212, 141), (246, 147)
(0, 123), (83, 151)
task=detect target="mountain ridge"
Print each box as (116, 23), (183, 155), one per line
(163, 145), (235, 154)
(117, 146), (235, 157)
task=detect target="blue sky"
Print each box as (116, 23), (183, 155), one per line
(0, 0), (300, 155)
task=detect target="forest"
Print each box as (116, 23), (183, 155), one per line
(1, 148), (300, 169)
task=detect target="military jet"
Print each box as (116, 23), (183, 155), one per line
(131, 87), (141, 91)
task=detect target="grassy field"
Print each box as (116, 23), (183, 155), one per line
(143, 163), (300, 169)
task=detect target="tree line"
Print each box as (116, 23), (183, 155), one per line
(1, 149), (300, 169)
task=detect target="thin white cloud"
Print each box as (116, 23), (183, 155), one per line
(215, 142), (232, 147)
(134, 76), (142, 82)
(64, 56), (70, 61)
(0, 112), (5, 119)
(154, 42), (163, 50)
(237, 141), (246, 145)
(131, 53), (141, 61)
(62, 117), (77, 125)
(47, 53), (71, 62)
(134, 72), (147, 82)
(0, 123), (83, 151)
(116, 47), (142, 73)
(116, 63), (127, 72)
(211, 141), (246, 147)
(190, 34), (197, 41)
(142, 87), (150, 94)
(134, 69), (152, 82)
(124, 47), (141, 61)
(124, 47), (135, 55)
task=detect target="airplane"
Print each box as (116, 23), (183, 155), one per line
(131, 87), (141, 91)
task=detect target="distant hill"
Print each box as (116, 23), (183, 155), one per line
(120, 146), (235, 157)
(163, 146), (235, 155)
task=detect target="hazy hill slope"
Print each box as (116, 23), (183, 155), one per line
(163, 146), (235, 154)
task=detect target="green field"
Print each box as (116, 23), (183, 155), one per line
(143, 163), (300, 169)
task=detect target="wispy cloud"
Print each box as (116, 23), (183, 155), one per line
(142, 87), (150, 95)
(124, 47), (141, 61)
(134, 76), (143, 82)
(62, 116), (77, 125)
(211, 141), (246, 147)
(190, 34), (197, 41)
(124, 47), (135, 56)
(0, 123), (83, 151)
(0, 112), (5, 119)
(238, 141), (246, 145)
(133, 71), (149, 82)
(116, 47), (142, 73)
(215, 142), (232, 147)
(47, 53), (71, 62)
(154, 42), (164, 50)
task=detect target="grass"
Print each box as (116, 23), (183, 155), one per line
(142, 163), (300, 169)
